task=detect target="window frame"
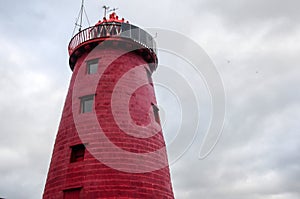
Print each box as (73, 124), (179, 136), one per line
(63, 187), (82, 199)
(151, 103), (160, 124)
(144, 67), (153, 86)
(86, 59), (99, 75)
(70, 144), (86, 163)
(80, 94), (95, 113)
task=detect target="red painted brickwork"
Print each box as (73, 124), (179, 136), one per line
(43, 40), (174, 198)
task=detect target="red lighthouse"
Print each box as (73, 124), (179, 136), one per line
(43, 11), (174, 199)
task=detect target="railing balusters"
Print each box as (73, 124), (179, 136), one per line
(69, 23), (156, 55)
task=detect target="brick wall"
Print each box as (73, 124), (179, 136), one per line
(43, 43), (174, 199)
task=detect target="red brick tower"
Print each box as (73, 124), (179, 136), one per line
(43, 12), (174, 199)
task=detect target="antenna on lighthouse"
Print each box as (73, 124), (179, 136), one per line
(72, 0), (91, 36)
(103, 6), (119, 18)
(109, 7), (119, 14)
(102, 5), (110, 18)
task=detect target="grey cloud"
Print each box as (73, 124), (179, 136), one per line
(1, 0), (300, 199)
(195, 0), (300, 25)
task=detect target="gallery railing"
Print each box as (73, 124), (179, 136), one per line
(68, 22), (157, 55)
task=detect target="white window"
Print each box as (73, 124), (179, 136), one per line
(80, 95), (94, 113)
(87, 59), (98, 74)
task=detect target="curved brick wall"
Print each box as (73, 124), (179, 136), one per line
(43, 43), (174, 198)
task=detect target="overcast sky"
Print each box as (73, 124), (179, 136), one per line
(0, 0), (300, 198)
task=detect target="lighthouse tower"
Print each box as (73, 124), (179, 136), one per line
(43, 11), (174, 199)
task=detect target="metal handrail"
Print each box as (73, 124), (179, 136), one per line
(68, 22), (157, 55)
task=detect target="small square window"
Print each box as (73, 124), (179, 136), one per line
(87, 59), (99, 74)
(70, 144), (85, 163)
(145, 67), (153, 85)
(152, 103), (160, 124)
(80, 95), (94, 113)
(63, 187), (81, 199)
